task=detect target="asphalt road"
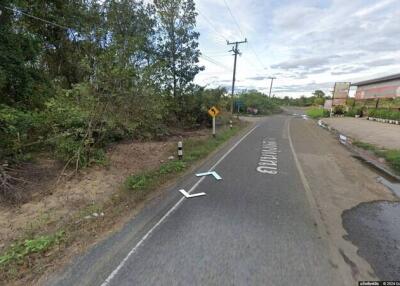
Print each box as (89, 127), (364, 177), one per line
(51, 115), (345, 286)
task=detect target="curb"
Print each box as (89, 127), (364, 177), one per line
(366, 117), (400, 125)
(317, 119), (400, 182)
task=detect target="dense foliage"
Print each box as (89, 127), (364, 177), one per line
(0, 0), (220, 168)
(235, 90), (281, 115)
(276, 90), (328, 107)
(367, 109), (400, 120)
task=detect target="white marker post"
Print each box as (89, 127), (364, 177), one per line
(212, 117), (216, 138)
(229, 120), (233, 129)
(178, 141), (183, 160)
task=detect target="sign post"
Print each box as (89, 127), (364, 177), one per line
(212, 117), (216, 137)
(208, 106), (220, 138)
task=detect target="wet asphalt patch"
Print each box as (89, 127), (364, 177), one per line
(342, 201), (400, 280)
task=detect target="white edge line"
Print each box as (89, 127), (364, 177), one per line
(100, 124), (259, 286)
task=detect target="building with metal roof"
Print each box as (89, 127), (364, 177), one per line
(352, 73), (400, 100)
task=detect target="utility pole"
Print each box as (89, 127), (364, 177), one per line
(227, 39), (247, 114)
(268, 76), (276, 98)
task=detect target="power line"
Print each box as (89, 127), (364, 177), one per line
(197, 7), (228, 42)
(222, 0), (245, 39)
(200, 54), (231, 72)
(0, 4), (71, 30)
(220, 1), (267, 70)
(248, 42), (267, 70)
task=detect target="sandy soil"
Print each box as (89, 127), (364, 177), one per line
(322, 117), (400, 149)
(0, 129), (209, 249)
(290, 118), (397, 283)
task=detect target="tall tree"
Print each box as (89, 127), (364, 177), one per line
(313, 90), (325, 98)
(19, 0), (96, 88)
(154, 0), (203, 118)
(0, 0), (48, 107)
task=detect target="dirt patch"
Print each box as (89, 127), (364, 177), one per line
(0, 137), (186, 249)
(1, 157), (64, 204)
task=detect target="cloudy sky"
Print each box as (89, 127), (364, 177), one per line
(194, 0), (400, 98)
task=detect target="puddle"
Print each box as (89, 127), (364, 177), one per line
(342, 201), (400, 280)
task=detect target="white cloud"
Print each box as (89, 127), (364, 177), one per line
(194, 0), (400, 97)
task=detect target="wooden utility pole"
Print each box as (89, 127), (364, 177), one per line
(268, 76), (276, 98)
(227, 39), (247, 114)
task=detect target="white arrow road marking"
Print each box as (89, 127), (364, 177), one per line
(100, 125), (259, 286)
(178, 189), (206, 198)
(195, 171), (222, 180)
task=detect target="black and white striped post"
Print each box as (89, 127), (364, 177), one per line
(178, 141), (183, 160)
(229, 120), (233, 129)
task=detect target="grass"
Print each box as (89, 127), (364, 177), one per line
(0, 122), (247, 283)
(353, 141), (400, 174)
(0, 231), (65, 267)
(124, 125), (244, 194)
(306, 107), (330, 119)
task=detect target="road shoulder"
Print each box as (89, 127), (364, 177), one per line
(289, 117), (396, 283)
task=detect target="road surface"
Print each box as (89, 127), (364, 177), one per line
(50, 114), (353, 286)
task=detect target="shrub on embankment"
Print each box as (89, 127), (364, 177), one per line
(367, 109), (400, 121)
(306, 108), (330, 118)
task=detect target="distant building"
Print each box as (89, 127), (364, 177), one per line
(352, 74), (400, 100)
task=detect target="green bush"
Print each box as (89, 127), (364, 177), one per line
(345, 107), (363, 117)
(306, 108), (329, 118)
(368, 109), (400, 120)
(238, 90), (281, 115)
(0, 104), (45, 160)
(345, 110), (356, 117)
(333, 105), (344, 115)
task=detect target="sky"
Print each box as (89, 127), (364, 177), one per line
(194, 0), (400, 98)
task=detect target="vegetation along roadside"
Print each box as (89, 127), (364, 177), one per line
(352, 141), (400, 175)
(0, 121), (248, 285)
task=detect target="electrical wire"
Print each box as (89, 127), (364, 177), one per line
(197, 7), (228, 43)
(220, 1), (267, 70)
(200, 53), (231, 72)
(0, 3), (71, 30)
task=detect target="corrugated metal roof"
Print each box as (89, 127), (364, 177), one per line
(352, 73), (400, 86)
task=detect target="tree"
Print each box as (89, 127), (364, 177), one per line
(313, 90), (325, 98)
(0, 0), (50, 108)
(154, 0), (203, 120)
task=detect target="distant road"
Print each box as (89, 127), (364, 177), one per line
(280, 106), (308, 115)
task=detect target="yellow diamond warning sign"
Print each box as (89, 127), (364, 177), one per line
(208, 106), (220, 117)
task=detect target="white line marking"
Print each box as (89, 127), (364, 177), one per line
(195, 171), (222, 180)
(100, 124), (259, 286)
(179, 189), (206, 198)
